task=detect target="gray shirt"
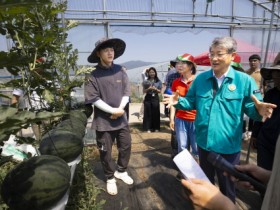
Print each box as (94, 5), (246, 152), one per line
(84, 64), (130, 131)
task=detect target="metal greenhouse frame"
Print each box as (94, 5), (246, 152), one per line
(61, 0), (280, 67)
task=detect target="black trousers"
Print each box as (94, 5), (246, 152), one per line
(143, 94), (160, 131)
(96, 126), (132, 180)
(124, 102), (129, 121)
(198, 146), (240, 203)
(257, 131), (278, 171)
(248, 118), (255, 131)
(164, 104), (170, 117)
(171, 130), (178, 154)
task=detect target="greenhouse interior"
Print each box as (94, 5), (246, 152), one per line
(1, 0), (280, 94)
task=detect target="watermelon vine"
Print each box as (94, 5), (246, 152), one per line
(0, 1), (101, 209)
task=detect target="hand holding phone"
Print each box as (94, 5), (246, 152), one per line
(207, 152), (266, 194)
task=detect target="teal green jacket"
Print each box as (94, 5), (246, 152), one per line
(174, 67), (262, 154)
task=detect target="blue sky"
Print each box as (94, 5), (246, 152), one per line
(0, 28), (218, 65)
(73, 27), (222, 65)
(113, 30), (217, 64)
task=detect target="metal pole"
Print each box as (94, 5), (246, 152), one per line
(261, 10), (266, 93)
(192, 0), (196, 28)
(6, 36), (11, 51)
(103, 0), (109, 38)
(252, 1), (256, 45)
(261, 10), (266, 60)
(263, 0), (276, 67)
(151, 0), (155, 25)
(230, 0), (235, 37)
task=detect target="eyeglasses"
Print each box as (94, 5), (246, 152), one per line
(208, 53), (229, 59)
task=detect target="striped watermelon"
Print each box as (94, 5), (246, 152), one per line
(39, 129), (84, 163)
(67, 110), (88, 126)
(83, 104), (93, 118)
(71, 102), (93, 118)
(56, 119), (86, 139)
(1, 155), (71, 210)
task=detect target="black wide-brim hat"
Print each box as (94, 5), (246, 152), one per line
(261, 53), (280, 80)
(261, 64), (280, 80)
(87, 38), (126, 63)
(170, 59), (177, 67)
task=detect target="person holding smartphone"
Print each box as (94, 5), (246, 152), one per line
(164, 36), (277, 202)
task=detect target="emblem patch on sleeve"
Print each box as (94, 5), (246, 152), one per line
(253, 89), (261, 94)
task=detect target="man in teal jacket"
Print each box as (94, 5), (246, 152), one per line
(164, 36), (277, 202)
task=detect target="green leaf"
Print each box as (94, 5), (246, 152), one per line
(0, 106), (18, 123)
(76, 66), (96, 75)
(0, 120), (23, 131)
(0, 93), (11, 99)
(0, 156), (13, 166)
(15, 136), (36, 145)
(0, 133), (10, 145)
(66, 20), (79, 30)
(9, 110), (36, 122)
(0, 0), (83, 145)
(0, 26), (6, 35)
(42, 89), (55, 104)
(0, 0), (50, 9)
(35, 111), (65, 120)
(0, 51), (28, 68)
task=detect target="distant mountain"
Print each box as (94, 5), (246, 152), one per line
(120, 60), (157, 70)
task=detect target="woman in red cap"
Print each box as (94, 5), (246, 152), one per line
(170, 53), (198, 171)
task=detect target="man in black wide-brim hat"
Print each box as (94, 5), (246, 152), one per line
(84, 37), (133, 195)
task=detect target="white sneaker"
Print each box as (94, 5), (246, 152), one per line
(114, 171), (134, 185)
(247, 131), (252, 139)
(106, 178), (117, 195)
(242, 132), (247, 140)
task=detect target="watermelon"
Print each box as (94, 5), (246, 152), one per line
(56, 119), (86, 139)
(1, 155), (71, 210)
(71, 102), (93, 118)
(63, 110), (88, 126)
(83, 104), (93, 118)
(39, 129), (84, 163)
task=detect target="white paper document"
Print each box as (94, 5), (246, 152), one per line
(173, 149), (210, 182)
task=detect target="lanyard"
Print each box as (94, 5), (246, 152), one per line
(213, 77), (218, 98)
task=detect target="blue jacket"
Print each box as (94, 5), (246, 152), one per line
(174, 67), (262, 154)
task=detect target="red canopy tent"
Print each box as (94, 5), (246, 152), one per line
(194, 52), (211, 66)
(194, 39), (276, 67)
